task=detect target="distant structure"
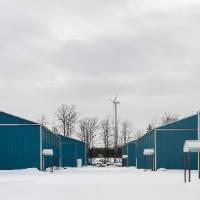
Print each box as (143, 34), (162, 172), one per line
(109, 91), (120, 163)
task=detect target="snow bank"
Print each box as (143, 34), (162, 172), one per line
(0, 168), (199, 200)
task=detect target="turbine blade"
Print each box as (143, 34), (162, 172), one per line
(108, 97), (114, 103)
(114, 89), (120, 101)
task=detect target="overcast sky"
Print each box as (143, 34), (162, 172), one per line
(1, 0), (200, 132)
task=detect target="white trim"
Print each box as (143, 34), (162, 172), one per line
(136, 142), (138, 168)
(127, 144), (129, 167)
(85, 143), (87, 166)
(0, 124), (39, 126)
(156, 129), (196, 131)
(154, 129), (157, 170)
(59, 136), (62, 167)
(40, 125), (43, 171)
(155, 114), (197, 130)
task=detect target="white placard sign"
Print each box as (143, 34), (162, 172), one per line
(143, 149), (154, 156)
(43, 149), (54, 156)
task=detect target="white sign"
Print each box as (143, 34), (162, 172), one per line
(43, 149), (54, 156)
(184, 140), (200, 153)
(143, 149), (154, 156)
(122, 155), (128, 158)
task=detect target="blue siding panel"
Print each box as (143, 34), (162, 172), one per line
(156, 114), (198, 170)
(137, 131), (155, 169)
(42, 127), (60, 169)
(159, 115), (197, 130)
(156, 130), (198, 169)
(62, 143), (77, 167)
(128, 142), (136, 166)
(0, 125), (40, 170)
(122, 144), (128, 167)
(122, 142), (136, 167)
(59, 135), (87, 167)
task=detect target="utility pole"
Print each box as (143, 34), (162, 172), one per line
(109, 92), (120, 163)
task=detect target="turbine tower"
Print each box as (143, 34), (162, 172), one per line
(109, 91), (120, 163)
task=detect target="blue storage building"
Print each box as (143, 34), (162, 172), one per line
(122, 141), (137, 167)
(59, 134), (87, 167)
(123, 112), (200, 170)
(0, 111), (87, 170)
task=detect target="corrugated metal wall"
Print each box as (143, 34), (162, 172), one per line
(127, 142), (136, 167)
(0, 125), (40, 170)
(137, 131), (155, 169)
(42, 127), (60, 169)
(59, 135), (87, 167)
(122, 142), (137, 167)
(0, 112), (87, 170)
(122, 144), (128, 166)
(156, 115), (198, 170)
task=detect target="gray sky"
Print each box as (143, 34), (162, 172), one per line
(1, 0), (200, 132)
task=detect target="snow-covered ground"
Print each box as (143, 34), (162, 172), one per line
(0, 167), (200, 200)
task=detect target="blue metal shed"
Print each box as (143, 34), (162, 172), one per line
(124, 112), (200, 170)
(58, 134), (87, 167)
(155, 114), (198, 170)
(0, 111), (87, 170)
(122, 141), (136, 167)
(136, 130), (155, 169)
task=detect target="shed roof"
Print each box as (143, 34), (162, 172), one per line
(0, 111), (38, 125)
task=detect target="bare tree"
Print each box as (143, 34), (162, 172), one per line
(56, 104), (78, 137)
(120, 120), (133, 146)
(135, 130), (145, 140)
(146, 124), (153, 132)
(78, 117), (98, 163)
(78, 117), (98, 147)
(101, 117), (112, 162)
(38, 114), (48, 127)
(161, 112), (179, 125)
(52, 126), (59, 134)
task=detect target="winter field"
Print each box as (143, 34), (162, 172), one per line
(0, 167), (200, 200)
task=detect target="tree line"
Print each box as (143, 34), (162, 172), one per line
(38, 104), (179, 162)
(38, 104), (134, 162)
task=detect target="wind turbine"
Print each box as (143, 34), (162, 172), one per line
(109, 90), (120, 163)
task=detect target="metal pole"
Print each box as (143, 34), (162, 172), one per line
(188, 153), (191, 182)
(198, 111), (200, 177)
(127, 144), (129, 167)
(154, 129), (157, 171)
(184, 153), (186, 183)
(199, 152), (200, 179)
(114, 102), (118, 163)
(40, 125), (43, 171)
(144, 155), (146, 171)
(85, 143), (87, 166)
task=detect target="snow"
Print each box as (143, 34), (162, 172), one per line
(0, 167), (200, 200)
(184, 140), (200, 152)
(144, 148), (155, 155)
